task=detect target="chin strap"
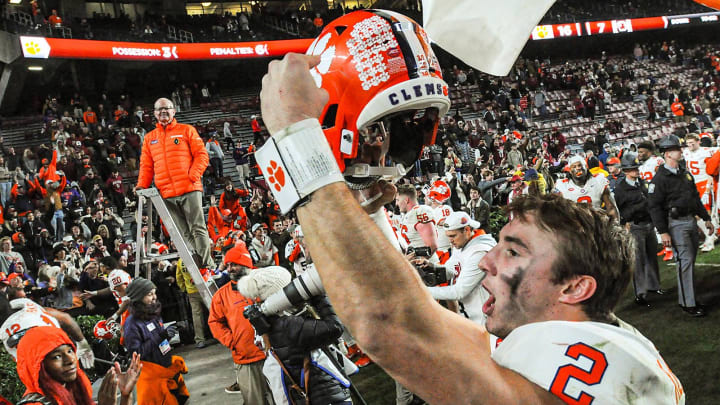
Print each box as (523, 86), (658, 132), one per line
(344, 163), (408, 189)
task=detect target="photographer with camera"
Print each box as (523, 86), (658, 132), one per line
(241, 267), (353, 405)
(412, 211), (496, 325)
(208, 245), (272, 402)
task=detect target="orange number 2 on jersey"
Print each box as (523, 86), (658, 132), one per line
(549, 342), (608, 405)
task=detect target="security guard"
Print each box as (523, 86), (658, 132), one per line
(614, 153), (662, 307)
(648, 135), (714, 317)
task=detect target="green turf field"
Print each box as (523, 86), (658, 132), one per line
(350, 247), (720, 404)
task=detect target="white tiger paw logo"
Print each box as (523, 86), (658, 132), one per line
(306, 32), (335, 88)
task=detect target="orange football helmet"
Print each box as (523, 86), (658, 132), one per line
(94, 319), (120, 340)
(427, 180), (451, 203)
(307, 10), (451, 188)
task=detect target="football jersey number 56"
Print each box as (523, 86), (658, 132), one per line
(549, 343), (607, 405)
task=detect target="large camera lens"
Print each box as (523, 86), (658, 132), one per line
(260, 267), (325, 315)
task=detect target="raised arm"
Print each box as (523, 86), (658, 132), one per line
(261, 53), (564, 405)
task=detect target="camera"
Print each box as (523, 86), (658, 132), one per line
(252, 266), (325, 316)
(407, 246), (432, 258)
(416, 266), (449, 287)
(243, 304), (272, 335)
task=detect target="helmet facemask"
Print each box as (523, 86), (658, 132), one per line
(344, 106), (440, 190)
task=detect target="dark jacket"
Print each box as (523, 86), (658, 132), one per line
(123, 312), (173, 367)
(267, 296), (349, 405)
(614, 178), (651, 225)
(648, 165), (710, 234)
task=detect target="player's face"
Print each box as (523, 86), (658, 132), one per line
(395, 194), (409, 213)
(479, 214), (562, 339)
(445, 227), (471, 249)
(470, 189), (480, 200)
(686, 139), (699, 151)
(569, 161), (585, 180)
(115, 283), (128, 297)
(637, 147), (651, 161)
(43, 344), (78, 384)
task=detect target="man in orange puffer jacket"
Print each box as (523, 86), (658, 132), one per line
(136, 97), (215, 269)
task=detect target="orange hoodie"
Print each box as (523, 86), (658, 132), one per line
(16, 326), (94, 405)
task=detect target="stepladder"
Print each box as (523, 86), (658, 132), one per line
(134, 187), (217, 308)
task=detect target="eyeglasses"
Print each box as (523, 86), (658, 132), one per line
(154, 107), (174, 112)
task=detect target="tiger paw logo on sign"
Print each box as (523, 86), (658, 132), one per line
(20, 36), (51, 59)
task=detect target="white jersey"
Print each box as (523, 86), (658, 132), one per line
(433, 204), (453, 251)
(400, 204), (435, 249)
(683, 147), (718, 183)
(427, 233), (496, 325)
(554, 174), (609, 209)
(1, 298), (60, 358)
(493, 321), (685, 405)
(639, 156), (665, 182)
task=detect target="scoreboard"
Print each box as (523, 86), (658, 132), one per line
(531, 11), (720, 40)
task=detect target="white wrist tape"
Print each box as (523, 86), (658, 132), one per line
(255, 119), (345, 214)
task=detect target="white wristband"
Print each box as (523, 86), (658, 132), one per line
(255, 119), (344, 214)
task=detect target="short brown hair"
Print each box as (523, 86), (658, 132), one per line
(397, 184), (417, 200)
(506, 194), (633, 321)
(685, 133), (699, 142)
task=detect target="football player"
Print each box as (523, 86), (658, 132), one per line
(638, 140), (665, 182)
(554, 156), (619, 221)
(638, 140), (674, 261)
(1, 297), (94, 368)
(683, 133), (719, 251)
(254, 9), (685, 404)
(396, 184), (438, 255)
(426, 180), (454, 264)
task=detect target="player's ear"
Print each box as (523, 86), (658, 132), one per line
(558, 275), (597, 305)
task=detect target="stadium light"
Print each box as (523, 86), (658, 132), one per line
(201, 2), (211, 6)
(9, 0), (22, 4)
(27, 66), (43, 71)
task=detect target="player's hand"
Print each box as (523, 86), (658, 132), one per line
(260, 53), (329, 135)
(351, 180), (397, 214)
(660, 232), (672, 248)
(705, 221), (714, 235)
(76, 338), (95, 369)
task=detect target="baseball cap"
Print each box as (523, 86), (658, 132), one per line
(607, 157), (621, 166)
(509, 175), (523, 183)
(63, 235), (74, 243)
(443, 211), (480, 231)
(92, 235), (102, 242)
(251, 223), (267, 233)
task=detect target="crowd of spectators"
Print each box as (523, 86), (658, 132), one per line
(2, 0), (717, 44)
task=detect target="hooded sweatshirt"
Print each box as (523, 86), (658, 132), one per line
(16, 326), (93, 405)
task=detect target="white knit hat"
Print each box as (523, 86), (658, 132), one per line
(236, 266), (291, 301)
